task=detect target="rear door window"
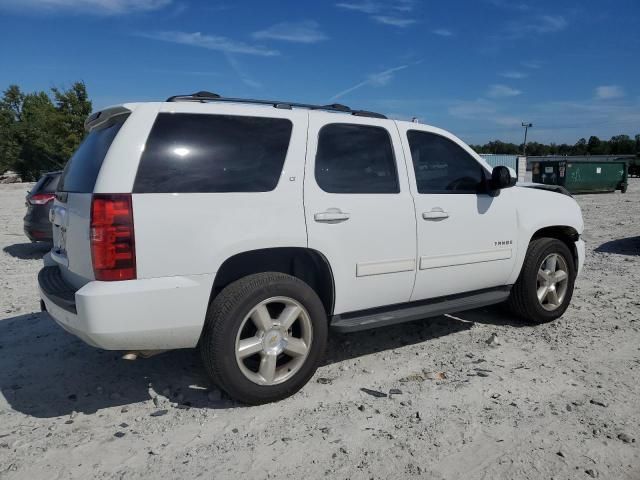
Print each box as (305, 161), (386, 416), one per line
(315, 123), (399, 194)
(58, 116), (128, 193)
(133, 113), (293, 193)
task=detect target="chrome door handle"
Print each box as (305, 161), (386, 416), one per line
(422, 208), (449, 220)
(314, 208), (350, 223)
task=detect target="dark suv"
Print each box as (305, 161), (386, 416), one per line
(24, 171), (61, 242)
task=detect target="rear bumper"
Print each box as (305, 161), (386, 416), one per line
(39, 266), (215, 350)
(24, 205), (53, 242)
(24, 220), (53, 242)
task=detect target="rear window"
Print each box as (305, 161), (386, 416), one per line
(58, 115), (127, 193)
(38, 174), (60, 193)
(133, 113), (293, 193)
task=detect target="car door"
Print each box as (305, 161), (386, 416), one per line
(304, 112), (417, 315)
(397, 124), (518, 301)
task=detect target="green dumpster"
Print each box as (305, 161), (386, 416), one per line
(532, 159), (628, 194)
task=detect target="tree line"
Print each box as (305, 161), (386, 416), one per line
(0, 82), (638, 181)
(0, 82), (91, 181)
(470, 135), (640, 157)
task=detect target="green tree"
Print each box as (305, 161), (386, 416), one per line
(609, 134), (635, 155)
(0, 82), (92, 180)
(51, 82), (92, 161)
(470, 133), (639, 157)
(587, 136), (603, 155)
(13, 91), (59, 180)
(0, 85), (25, 173)
(574, 138), (587, 155)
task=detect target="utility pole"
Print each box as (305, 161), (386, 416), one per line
(521, 122), (533, 156)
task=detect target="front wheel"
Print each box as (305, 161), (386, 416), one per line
(200, 272), (328, 405)
(507, 238), (576, 323)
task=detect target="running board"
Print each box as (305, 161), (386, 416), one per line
(330, 286), (511, 333)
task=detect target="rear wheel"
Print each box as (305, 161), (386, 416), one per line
(200, 272), (328, 405)
(507, 238), (576, 323)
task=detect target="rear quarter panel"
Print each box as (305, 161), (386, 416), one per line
(132, 104), (309, 279)
(93, 103), (161, 193)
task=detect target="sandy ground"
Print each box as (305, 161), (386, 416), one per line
(0, 180), (638, 480)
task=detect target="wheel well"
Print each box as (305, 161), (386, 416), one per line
(212, 248), (335, 315)
(531, 226), (580, 268)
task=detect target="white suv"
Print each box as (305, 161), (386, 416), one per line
(39, 92), (585, 404)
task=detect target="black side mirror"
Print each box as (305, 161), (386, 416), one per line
(490, 166), (516, 190)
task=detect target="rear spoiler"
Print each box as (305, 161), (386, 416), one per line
(84, 106), (131, 132)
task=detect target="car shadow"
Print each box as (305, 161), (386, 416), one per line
(595, 236), (640, 256)
(0, 306), (527, 418)
(3, 242), (51, 260)
(0, 312), (233, 418)
(324, 305), (531, 366)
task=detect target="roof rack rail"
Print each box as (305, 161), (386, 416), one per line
(166, 91), (221, 102)
(164, 92), (387, 119)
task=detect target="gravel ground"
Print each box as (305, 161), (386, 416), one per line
(0, 180), (638, 480)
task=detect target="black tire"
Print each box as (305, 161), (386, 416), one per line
(200, 272), (328, 405)
(621, 183), (628, 193)
(507, 238), (576, 324)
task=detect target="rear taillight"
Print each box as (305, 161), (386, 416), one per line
(28, 193), (55, 205)
(90, 194), (136, 281)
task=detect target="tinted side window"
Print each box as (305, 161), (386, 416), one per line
(58, 116), (127, 193)
(315, 123), (399, 194)
(134, 113), (292, 193)
(407, 131), (486, 194)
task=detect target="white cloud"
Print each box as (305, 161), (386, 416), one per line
(335, 0), (380, 14)
(432, 28), (453, 37)
(372, 15), (416, 27)
(521, 60), (542, 69)
(145, 68), (219, 77)
(331, 64), (410, 100)
(595, 85), (624, 100)
(448, 95), (640, 144)
(487, 84), (522, 98)
(336, 1), (415, 27)
(0, 0), (170, 14)
(393, 0), (414, 11)
(252, 21), (328, 44)
(530, 98), (640, 140)
(507, 15), (567, 37)
(500, 71), (528, 79)
(448, 99), (497, 120)
(138, 31), (279, 57)
(486, 0), (530, 11)
(494, 116), (523, 127)
(533, 15), (567, 33)
(224, 53), (262, 89)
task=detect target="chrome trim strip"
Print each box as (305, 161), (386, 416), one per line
(356, 258), (416, 277)
(420, 248), (512, 270)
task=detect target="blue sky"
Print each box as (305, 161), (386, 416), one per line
(0, 0), (638, 144)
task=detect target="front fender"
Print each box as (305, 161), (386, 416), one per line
(508, 186), (584, 284)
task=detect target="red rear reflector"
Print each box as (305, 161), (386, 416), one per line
(31, 230), (48, 239)
(90, 194), (136, 281)
(29, 193), (55, 205)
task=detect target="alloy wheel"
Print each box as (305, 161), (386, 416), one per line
(235, 296), (313, 386)
(536, 253), (569, 311)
